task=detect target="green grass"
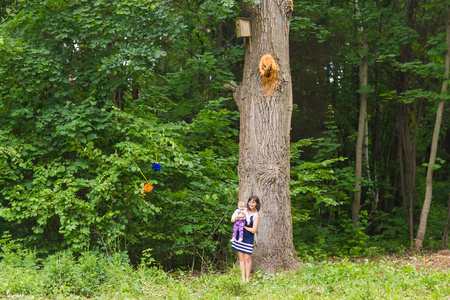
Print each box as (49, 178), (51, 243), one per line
(1, 251), (450, 299)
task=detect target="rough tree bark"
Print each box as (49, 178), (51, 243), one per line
(414, 7), (450, 252)
(225, 0), (298, 273)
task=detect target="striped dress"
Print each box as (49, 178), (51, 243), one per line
(231, 213), (258, 255)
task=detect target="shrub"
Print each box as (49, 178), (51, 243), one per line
(43, 250), (118, 297)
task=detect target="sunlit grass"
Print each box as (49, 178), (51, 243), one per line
(1, 252), (450, 299)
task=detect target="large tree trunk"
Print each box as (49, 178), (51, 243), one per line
(227, 0), (298, 273)
(414, 7), (450, 252)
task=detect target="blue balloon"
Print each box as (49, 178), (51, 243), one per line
(152, 163), (162, 172)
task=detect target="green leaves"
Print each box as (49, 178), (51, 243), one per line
(0, 146), (22, 184)
(290, 1), (338, 43)
(0, 0), (237, 267)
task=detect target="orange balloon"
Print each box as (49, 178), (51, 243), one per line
(143, 183), (153, 196)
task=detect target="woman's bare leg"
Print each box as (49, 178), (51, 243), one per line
(237, 252), (246, 282)
(243, 253), (252, 282)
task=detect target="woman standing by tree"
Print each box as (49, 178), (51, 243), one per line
(231, 195), (261, 282)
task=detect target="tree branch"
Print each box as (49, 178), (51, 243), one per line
(224, 80), (239, 92)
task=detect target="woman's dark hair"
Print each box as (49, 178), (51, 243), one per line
(247, 195), (261, 211)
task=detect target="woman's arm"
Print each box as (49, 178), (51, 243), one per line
(244, 215), (259, 234)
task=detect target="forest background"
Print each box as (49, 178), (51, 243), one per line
(1, 0), (450, 272)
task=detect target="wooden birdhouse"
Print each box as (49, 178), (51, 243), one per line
(235, 17), (251, 38)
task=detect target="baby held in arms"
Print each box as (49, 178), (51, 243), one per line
(230, 200), (249, 242)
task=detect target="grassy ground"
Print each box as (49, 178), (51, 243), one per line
(1, 251), (450, 299)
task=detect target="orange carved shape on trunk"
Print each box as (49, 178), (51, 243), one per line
(259, 54), (279, 97)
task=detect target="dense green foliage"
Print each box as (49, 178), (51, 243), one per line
(1, 0), (450, 271)
(0, 0), (241, 268)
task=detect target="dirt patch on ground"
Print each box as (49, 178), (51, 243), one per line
(350, 250), (450, 272)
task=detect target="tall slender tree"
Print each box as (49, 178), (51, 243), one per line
(396, 0), (420, 244)
(353, 0), (369, 228)
(414, 6), (450, 252)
